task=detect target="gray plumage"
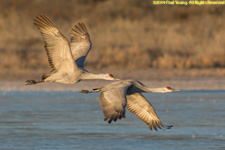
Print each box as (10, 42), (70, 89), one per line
(26, 15), (118, 85)
(81, 79), (177, 131)
(70, 22), (92, 70)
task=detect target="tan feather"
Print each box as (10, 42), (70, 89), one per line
(34, 15), (77, 73)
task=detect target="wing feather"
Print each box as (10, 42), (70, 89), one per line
(99, 89), (126, 123)
(34, 15), (77, 73)
(98, 81), (132, 123)
(126, 92), (172, 131)
(70, 23), (92, 69)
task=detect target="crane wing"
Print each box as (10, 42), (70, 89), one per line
(34, 15), (77, 73)
(98, 83), (130, 123)
(126, 92), (172, 131)
(70, 23), (92, 69)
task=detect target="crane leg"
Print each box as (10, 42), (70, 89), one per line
(26, 80), (44, 85)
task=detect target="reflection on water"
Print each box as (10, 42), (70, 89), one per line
(0, 90), (224, 150)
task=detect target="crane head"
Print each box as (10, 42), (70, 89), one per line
(165, 86), (179, 92)
(107, 73), (120, 80)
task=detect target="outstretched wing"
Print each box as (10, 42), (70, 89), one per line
(98, 82), (131, 123)
(70, 23), (92, 69)
(126, 93), (172, 131)
(34, 15), (77, 73)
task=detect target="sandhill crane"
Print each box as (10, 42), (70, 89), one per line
(80, 79), (178, 131)
(26, 15), (118, 85)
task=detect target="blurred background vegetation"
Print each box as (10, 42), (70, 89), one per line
(1, 0), (225, 77)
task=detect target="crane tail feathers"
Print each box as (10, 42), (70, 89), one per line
(42, 73), (51, 80)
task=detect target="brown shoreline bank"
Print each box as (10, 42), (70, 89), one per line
(0, 68), (225, 91)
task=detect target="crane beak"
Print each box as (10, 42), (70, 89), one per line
(113, 77), (121, 80)
(172, 89), (180, 92)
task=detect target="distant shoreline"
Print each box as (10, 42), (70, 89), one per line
(1, 68), (225, 91)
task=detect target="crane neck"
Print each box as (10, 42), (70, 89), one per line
(144, 87), (168, 93)
(132, 80), (169, 93)
(79, 72), (108, 80)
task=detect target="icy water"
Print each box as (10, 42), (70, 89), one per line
(0, 90), (224, 150)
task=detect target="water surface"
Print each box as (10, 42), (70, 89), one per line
(0, 90), (224, 150)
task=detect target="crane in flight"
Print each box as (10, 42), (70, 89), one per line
(26, 15), (118, 85)
(80, 79), (179, 131)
